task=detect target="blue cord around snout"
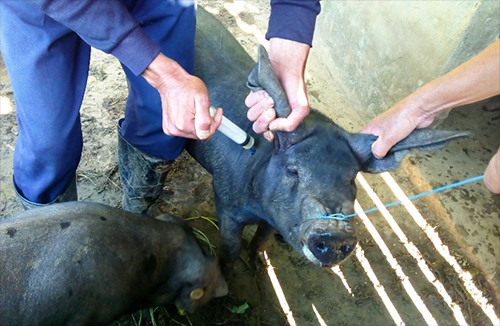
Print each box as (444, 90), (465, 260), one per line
(307, 175), (485, 221)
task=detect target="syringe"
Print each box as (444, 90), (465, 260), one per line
(210, 106), (256, 154)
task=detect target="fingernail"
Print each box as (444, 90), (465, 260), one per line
(264, 131), (274, 142)
(198, 130), (210, 140)
(270, 124), (280, 132)
(266, 107), (275, 118)
(267, 97), (275, 107)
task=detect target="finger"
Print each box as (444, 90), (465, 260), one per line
(162, 120), (195, 138)
(245, 90), (270, 107)
(194, 95), (212, 140)
(264, 130), (275, 142)
(269, 105), (309, 132)
(247, 93), (275, 122)
(370, 137), (391, 159)
(252, 107), (276, 134)
(207, 108), (223, 139)
(484, 148), (500, 194)
(162, 109), (190, 138)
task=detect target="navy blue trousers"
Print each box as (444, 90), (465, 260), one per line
(0, 0), (195, 204)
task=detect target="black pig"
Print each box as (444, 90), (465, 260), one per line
(0, 202), (227, 326)
(189, 7), (468, 270)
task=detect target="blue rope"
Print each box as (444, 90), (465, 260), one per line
(307, 175), (485, 221)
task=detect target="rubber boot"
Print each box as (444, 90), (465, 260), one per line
(13, 175), (78, 210)
(118, 124), (173, 215)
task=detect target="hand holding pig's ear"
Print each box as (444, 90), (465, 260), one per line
(245, 90), (276, 141)
(245, 39), (311, 142)
(142, 53), (222, 140)
(360, 96), (437, 158)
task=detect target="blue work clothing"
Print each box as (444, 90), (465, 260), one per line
(0, 0), (319, 205)
(267, 0), (321, 46)
(1, 0), (195, 204)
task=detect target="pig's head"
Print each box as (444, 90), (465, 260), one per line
(173, 254), (228, 313)
(248, 46), (469, 268)
(157, 214), (228, 313)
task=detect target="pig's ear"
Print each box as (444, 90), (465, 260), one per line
(347, 129), (470, 174)
(247, 45), (291, 118)
(247, 45), (300, 151)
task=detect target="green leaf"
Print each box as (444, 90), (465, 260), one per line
(231, 302), (249, 314)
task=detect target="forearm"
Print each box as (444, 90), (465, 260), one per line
(410, 39), (500, 120)
(268, 38), (310, 124)
(268, 38), (310, 82)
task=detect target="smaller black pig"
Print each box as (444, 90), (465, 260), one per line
(0, 202), (227, 326)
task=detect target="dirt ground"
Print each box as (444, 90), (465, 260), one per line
(1, 1), (499, 326)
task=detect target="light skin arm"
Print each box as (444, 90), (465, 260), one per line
(141, 53), (223, 140)
(245, 38), (311, 142)
(360, 39), (500, 193)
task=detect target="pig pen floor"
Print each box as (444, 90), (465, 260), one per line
(0, 2), (499, 326)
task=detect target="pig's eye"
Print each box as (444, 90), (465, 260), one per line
(286, 166), (299, 177)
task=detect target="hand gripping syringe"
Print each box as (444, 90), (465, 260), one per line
(210, 106), (255, 154)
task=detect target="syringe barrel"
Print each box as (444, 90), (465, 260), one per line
(210, 106), (247, 144)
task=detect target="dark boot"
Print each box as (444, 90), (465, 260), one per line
(14, 175), (77, 210)
(118, 124), (173, 215)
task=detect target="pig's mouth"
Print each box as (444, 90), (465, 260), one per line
(298, 219), (357, 267)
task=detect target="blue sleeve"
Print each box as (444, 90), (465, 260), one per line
(28, 0), (161, 76)
(266, 0), (321, 46)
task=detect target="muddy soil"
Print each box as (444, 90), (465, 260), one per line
(1, 2), (499, 326)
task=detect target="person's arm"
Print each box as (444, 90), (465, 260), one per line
(29, 0), (221, 140)
(360, 39), (500, 193)
(29, 0), (159, 76)
(245, 0), (320, 142)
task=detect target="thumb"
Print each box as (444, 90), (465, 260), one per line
(194, 97), (212, 140)
(371, 136), (391, 159)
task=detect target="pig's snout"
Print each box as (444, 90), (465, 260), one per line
(305, 231), (357, 267)
(299, 218), (357, 267)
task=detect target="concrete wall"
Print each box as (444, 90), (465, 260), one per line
(311, 0), (499, 123)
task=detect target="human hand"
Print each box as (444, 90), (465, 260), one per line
(360, 95), (438, 159)
(484, 147), (500, 194)
(245, 38), (310, 142)
(142, 53), (223, 140)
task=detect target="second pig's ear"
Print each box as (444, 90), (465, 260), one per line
(347, 129), (470, 174)
(247, 45), (300, 152)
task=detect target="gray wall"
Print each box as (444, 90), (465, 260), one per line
(311, 0), (500, 123)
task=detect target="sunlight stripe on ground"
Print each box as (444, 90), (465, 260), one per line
(355, 200), (438, 326)
(312, 304), (328, 326)
(357, 173), (468, 325)
(355, 244), (405, 326)
(263, 251), (297, 326)
(381, 172), (500, 326)
(331, 266), (354, 296)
